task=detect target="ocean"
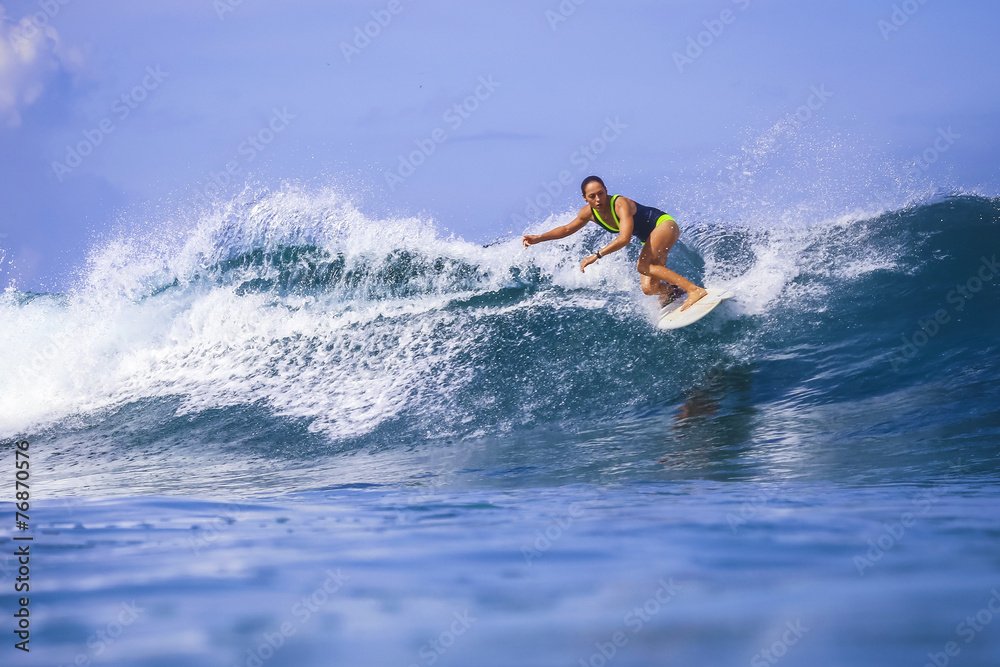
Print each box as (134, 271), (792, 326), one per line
(2, 189), (999, 666)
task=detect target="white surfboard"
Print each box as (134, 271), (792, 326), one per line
(657, 288), (733, 330)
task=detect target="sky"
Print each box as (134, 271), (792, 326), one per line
(1, 0), (998, 291)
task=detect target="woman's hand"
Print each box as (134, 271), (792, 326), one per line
(580, 254), (599, 273)
(522, 234), (541, 248)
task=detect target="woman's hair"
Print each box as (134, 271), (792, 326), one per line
(580, 175), (606, 195)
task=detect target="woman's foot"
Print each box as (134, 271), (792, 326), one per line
(657, 285), (685, 308)
(680, 286), (708, 311)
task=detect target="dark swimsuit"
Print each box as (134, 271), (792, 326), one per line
(591, 195), (675, 243)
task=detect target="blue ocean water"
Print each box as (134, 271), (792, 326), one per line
(2, 190), (999, 666)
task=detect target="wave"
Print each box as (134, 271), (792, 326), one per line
(3, 187), (999, 488)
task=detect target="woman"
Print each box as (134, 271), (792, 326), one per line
(522, 175), (707, 311)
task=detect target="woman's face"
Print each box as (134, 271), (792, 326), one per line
(583, 182), (608, 209)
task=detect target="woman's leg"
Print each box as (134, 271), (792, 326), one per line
(637, 218), (707, 311)
(638, 243), (677, 298)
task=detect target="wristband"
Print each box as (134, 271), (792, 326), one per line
(595, 250), (602, 259)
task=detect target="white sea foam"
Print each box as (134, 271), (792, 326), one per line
(0, 182), (939, 438)
(0, 186), (637, 438)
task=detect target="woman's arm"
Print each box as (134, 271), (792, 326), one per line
(522, 207), (590, 247)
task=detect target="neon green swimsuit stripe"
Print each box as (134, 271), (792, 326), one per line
(591, 195), (621, 233)
(640, 214), (677, 246)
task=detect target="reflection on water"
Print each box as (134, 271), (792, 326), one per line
(659, 364), (758, 473)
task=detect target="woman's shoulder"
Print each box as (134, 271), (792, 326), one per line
(613, 194), (637, 213)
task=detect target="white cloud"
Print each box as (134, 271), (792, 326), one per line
(0, 4), (82, 126)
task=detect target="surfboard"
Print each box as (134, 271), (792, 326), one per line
(657, 288), (733, 330)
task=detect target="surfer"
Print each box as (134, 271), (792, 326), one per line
(522, 176), (708, 311)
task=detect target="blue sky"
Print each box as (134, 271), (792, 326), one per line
(2, 0), (998, 290)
